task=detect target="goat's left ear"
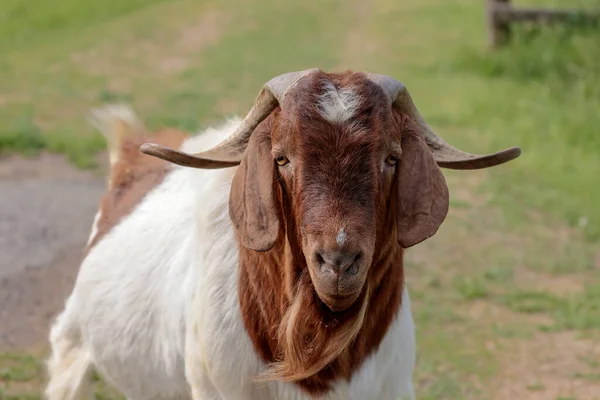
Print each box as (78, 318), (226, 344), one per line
(229, 128), (280, 252)
(396, 133), (449, 248)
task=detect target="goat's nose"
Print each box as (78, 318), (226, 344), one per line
(315, 249), (362, 277)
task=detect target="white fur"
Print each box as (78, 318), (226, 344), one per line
(336, 228), (347, 247)
(46, 117), (416, 400)
(317, 81), (361, 124)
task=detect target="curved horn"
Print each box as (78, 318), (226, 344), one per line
(140, 68), (320, 168)
(365, 73), (521, 170)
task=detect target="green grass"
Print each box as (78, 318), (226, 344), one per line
(452, 20), (600, 240)
(552, 283), (600, 331)
(0, 353), (123, 400)
(572, 371), (600, 382)
(0, 0), (171, 51)
(455, 276), (490, 300)
(1, 0), (600, 399)
(501, 291), (563, 314)
(0, 114), (105, 167)
(496, 283), (600, 331)
(0, 354), (40, 382)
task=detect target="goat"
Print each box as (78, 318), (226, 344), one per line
(45, 69), (520, 400)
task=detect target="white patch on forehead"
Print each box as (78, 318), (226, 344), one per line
(336, 228), (348, 247)
(317, 81), (361, 124)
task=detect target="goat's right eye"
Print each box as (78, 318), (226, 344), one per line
(385, 154), (399, 166)
(275, 155), (290, 166)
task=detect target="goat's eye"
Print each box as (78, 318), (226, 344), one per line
(385, 154), (399, 166)
(275, 155), (290, 166)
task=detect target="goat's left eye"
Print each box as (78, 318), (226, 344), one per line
(275, 155), (290, 166)
(385, 154), (399, 166)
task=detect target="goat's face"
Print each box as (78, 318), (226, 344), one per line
(141, 69), (521, 313)
(271, 74), (401, 311)
(229, 72), (450, 312)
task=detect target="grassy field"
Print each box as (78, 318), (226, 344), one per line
(1, 0), (599, 399)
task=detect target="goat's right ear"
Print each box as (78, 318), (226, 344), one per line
(396, 133), (450, 248)
(229, 129), (280, 252)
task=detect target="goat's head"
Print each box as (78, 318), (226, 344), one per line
(141, 69), (520, 313)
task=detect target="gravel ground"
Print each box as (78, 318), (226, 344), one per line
(0, 154), (105, 349)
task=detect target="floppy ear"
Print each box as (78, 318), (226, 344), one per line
(396, 133), (449, 248)
(229, 128), (280, 252)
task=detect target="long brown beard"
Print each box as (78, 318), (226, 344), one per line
(257, 271), (370, 383)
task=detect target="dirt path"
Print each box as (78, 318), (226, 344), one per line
(0, 154), (105, 349)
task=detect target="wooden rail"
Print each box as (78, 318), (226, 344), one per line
(487, 0), (600, 48)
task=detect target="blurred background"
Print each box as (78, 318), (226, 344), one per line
(0, 0), (598, 398)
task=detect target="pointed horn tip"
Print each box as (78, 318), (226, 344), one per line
(508, 146), (521, 159)
(495, 146), (522, 163)
(437, 146), (522, 170)
(139, 143), (179, 162)
(139, 142), (164, 157)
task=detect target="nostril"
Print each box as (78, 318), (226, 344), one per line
(342, 252), (362, 276)
(316, 251), (337, 275)
(316, 253), (325, 266)
(315, 249), (363, 275)
(347, 263), (359, 275)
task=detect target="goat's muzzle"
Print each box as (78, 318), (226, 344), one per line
(307, 246), (370, 312)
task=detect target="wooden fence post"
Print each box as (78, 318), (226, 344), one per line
(487, 0), (511, 48)
(486, 0), (599, 49)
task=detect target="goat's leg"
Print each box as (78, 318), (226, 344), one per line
(45, 306), (93, 400)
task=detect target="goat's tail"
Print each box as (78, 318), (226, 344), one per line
(45, 311), (94, 400)
(89, 104), (146, 168)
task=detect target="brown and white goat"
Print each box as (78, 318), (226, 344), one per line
(45, 69), (520, 400)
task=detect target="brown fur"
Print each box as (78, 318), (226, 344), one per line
(85, 129), (188, 253)
(235, 72), (430, 395)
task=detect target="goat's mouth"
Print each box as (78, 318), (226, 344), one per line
(307, 262), (369, 312)
(317, 291), (362, 312)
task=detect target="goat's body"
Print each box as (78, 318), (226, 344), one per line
(47, 119), (416, 400)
